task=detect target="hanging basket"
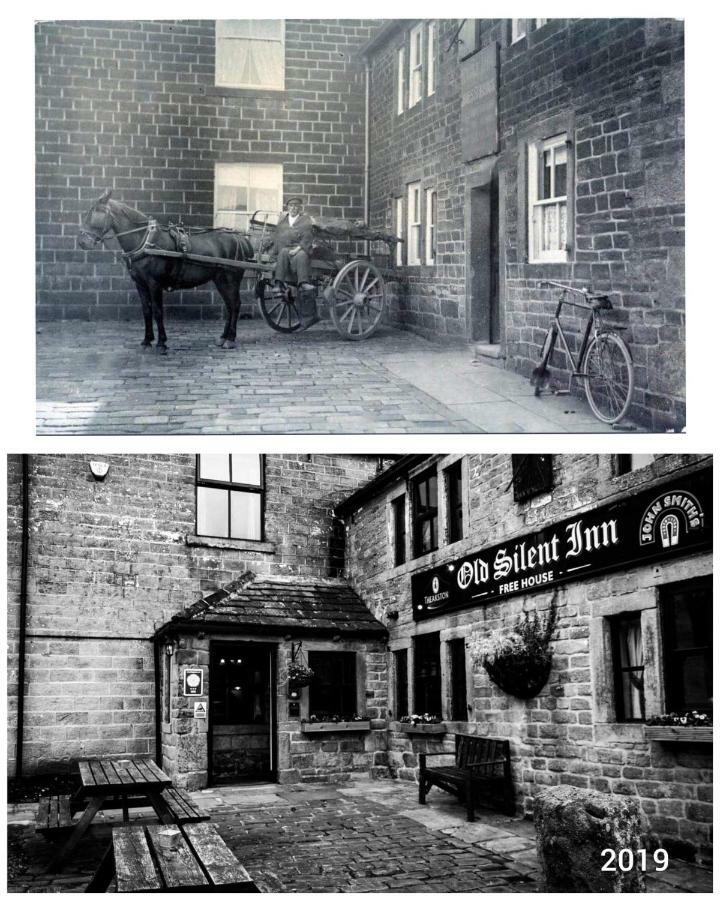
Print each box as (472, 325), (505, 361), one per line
(288, 643), (314, 688)
(483, 651), (552, 699)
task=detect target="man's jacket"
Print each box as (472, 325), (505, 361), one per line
(272, 212), (314, 255)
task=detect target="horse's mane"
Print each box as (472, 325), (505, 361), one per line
(108, 198), (148, 224)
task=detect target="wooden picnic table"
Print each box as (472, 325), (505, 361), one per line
(46, 757), (175, 872)
(85, 822), (258, 892)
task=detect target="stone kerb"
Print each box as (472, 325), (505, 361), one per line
(534, 784), (646, 892)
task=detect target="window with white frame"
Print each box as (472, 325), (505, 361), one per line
(427, 21), (437, 96)
(528, 134), (569, 263)
(407, 182), (422, 265)
(215, 20), (285, 90)
(394, 197), (404, 266)
(511, 19), (548, 44)
(409, 24), (423, 107)
(397, 46), (405, 115)
(196, 454), (264, 540)
(214, 163), (283, 230)
(425, 188), (436, 265)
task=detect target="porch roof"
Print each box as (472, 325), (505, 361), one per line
(155, 572), (386, 640)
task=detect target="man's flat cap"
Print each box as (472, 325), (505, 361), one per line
(285, 196), (304, 205)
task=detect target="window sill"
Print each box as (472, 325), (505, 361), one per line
(644, 726), (713, 744)
(186, 534), (276, 553)
(395, 722), (447, 735)
(202, 85), (289, 101)
(300, 721), (371, 734)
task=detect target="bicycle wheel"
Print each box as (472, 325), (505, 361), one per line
(531, 326), (557, 396)
(583, 332), (634, 424)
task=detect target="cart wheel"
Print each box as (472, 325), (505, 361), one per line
(329, 259), (385, 340)
(257, 281), (304, 333)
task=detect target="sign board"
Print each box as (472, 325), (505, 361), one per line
(194, 701), (207, 719)
(412, 469), (711, 621)
(460, 41), (498, 162)
(183, 668), (204, 696)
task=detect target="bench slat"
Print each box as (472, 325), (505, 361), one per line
(146, 824), (209, 889)
(114, 826), (162, 893)
(35, 794), (74, 834)
(160, 787), (210, 823)
(183, 821), (255, 888)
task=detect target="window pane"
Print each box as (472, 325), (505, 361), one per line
(620, 669), (645, 720)
(231, 454), (261, 486)
(230, 491), (262, 540)
(308, 652), (356, 718)
(414, 633), (441, 717)
(197, 486), (229, 537)
(199, 454), (230, 482)
(555, 161), (567, 198)
(395, 649), (408, 719)
(450, 638), (467, 721)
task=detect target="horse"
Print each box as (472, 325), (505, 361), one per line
(78, 189), (254, 354)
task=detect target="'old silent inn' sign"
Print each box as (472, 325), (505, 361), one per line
(412, 470), (710, 621)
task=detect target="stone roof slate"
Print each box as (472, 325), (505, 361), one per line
(171, 572), (385, 635)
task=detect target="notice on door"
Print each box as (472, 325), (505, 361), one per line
(183, 668), (204, 696)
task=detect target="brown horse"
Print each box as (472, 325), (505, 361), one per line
(78, 189), (254, 353)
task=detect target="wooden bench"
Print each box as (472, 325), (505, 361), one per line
(35, 795), (75, 837)
(159, 787), (210, 823)
(418, 734), (513, 821)
(85, 822), (259, 892)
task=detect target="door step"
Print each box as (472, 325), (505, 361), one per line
(471, 342), (505, 369)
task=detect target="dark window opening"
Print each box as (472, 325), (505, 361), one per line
(615, 454), (656, 476)
(413, 469), (438, 557)
(610, 614), (645, 722)
(308, 651), (357, 719)
(393, 495), (407, 567)
(394, 649), (408, 719)
(511, 455), (553, 503)
(211, 644), (270, 726)
(413, 633), (441, 717)
(449, 638), (468, 721)
(661, 577), (712, 713)
(446, 462), (463, 544)
(196, 454), (264, 540)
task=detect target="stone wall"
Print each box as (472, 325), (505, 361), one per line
(7, 453), (381, 775)
(342, 454), (712, 862)
(36, 19), (378, 321)
(366, 19), (685, 429)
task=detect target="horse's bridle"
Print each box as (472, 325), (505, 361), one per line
(79, 202), (149, 246)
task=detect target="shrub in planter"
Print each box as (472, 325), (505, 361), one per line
(470, 606), (557, 699)
(287, 661), (314, 688)
(646, 710), (712, 727)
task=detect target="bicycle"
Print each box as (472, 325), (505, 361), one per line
(530, 280), (634, 425)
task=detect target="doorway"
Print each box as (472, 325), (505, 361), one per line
(468, 177), (499, 343)
(209, 641), (276, 784)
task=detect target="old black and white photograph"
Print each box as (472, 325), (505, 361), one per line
(35, 17), (686, 434)
(6, 453), (712, 891)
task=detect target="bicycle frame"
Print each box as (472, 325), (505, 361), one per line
(549, 294), (598, 378)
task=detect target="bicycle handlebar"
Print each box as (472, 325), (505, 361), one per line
(537, 280), (607, 301)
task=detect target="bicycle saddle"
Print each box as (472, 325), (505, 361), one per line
(589, 294), (613, 310)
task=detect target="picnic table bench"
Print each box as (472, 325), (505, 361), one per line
(85, 822), (259, 892)
(418, 734), (514, 821)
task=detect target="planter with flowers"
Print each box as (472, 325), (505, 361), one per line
(300, 714), (371, 734)
(398, 714), (446, 735)
(469, 606), (557, 700)
(287, 660), (315, 689)
(644, 711), (713, 743)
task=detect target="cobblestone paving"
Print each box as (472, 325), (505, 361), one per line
(35, 320), (619, 434)
(7, 779), (711, 893)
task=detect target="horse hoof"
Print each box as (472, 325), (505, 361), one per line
(215, 337), (227, 347)
(221, 340), (237, 350)
(141, 342), (153, 350)
(156, 344), (168, 356)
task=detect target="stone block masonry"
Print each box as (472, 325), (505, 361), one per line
(7, 453), (382, 775)
(36, 20), (379, 322)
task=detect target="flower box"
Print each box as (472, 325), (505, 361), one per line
(399, 723), (447, 735)
(300, 721), (371, 734)
(644, 726), (713, 744)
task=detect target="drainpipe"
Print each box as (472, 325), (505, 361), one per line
(16, 455), (30, 778)
(363, 56), (371, 256)
(153, 637), (162, 768)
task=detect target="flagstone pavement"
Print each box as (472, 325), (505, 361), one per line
(7, 777), (711, 892)
(35, 319), (629, 434)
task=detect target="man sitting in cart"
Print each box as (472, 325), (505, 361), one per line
(270, 196), (315, 295)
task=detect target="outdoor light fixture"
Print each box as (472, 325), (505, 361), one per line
(89, 460), (110, 481)
(164, 643), (174, 657)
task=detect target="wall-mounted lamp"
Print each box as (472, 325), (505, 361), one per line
(164, 642), (175, 657)
(89, 460), (110, 481)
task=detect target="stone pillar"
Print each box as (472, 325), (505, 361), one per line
(534, 785), (646, 892)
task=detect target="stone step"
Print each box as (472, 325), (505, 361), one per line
(471, 342), (505, 369)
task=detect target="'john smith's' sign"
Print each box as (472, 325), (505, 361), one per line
(412, 469), (711, 621)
